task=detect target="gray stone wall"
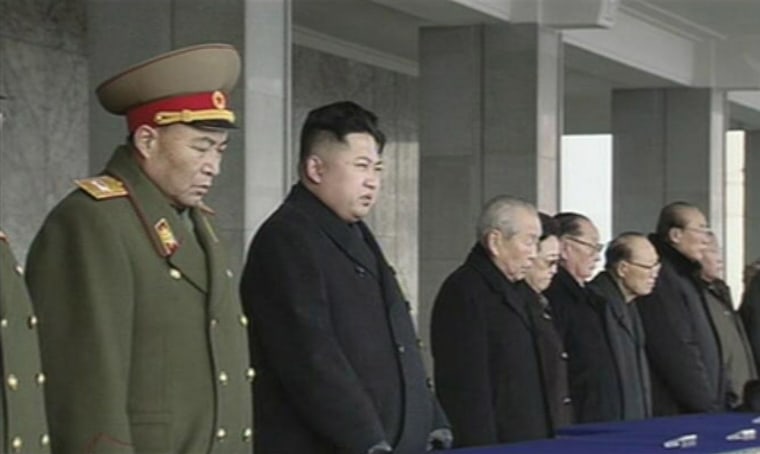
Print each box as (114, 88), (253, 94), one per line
(0, 0), (88, 262)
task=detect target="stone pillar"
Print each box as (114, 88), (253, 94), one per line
(612, 88), (726, 240)
(419, 23), (563, 360)
(242, 0), (292, 258)
(746, 131), (760, 263)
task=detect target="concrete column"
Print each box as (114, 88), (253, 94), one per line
(86, 0), (291, 271)
(419, 23), (562, 357)
(612, 88), (726, 240)
(746, 131), (760, 262)
(242, 0), (292, 255)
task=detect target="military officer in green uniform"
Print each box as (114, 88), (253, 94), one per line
(0, 231), (50, 454)
(25, 44), (252, 454)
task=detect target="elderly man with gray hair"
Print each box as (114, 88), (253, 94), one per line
(431, 195), (553, 447)
(588, 232), (659, 420)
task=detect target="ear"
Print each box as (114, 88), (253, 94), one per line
(615, 261), (629, 279)
(132, 124), (159, 159)
(559, 237), (571, 261)
(668, 226), (683, 245)
(304, 155), (325, 184)
(485, 230), (501, 258)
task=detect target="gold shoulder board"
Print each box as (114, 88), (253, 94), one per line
(75, 176), (128, 200)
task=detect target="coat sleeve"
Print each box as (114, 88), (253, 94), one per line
(740, 275), (760, 372)
(430, 273), (497, 446)
(25, 197), (136, 454)
(637, 278), (720, 413)
(241, 220), (386, 453)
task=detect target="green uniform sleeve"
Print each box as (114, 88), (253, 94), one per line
(26, 196), (136, 454)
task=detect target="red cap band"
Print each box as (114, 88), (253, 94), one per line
(126, 91), (233, 132)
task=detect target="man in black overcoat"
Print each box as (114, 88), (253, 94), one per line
(240, 101), (451, 454)
(637, 202), (726, 415)
(431, 196), (549, 447)
(544, 212), (623, 423)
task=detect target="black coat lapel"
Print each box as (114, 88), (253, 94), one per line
(286, 184), (380, 281)
(466, 244), (531, 328)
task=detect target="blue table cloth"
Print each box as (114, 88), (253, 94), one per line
(448, 413), (760, 453)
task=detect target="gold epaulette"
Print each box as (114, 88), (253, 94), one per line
(75, 175), (128, 200)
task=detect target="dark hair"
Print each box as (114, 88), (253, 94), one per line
(655, 201), (698, 239)
(298, 101), (386, 173)
(538, 212), (559, 242)
(605, 232), (646, 271)
(553, 212), (591, 237)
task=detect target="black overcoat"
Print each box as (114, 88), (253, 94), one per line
(544, 267), (623, 423)
(240, 183), (447, 454)
(430, 244), (558, 447)
(636, 235), (726, 415)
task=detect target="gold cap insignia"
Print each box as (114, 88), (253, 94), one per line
(154, 218), (180, 256)
(212, 91), (226, 109)
(75, 176), (128, 200)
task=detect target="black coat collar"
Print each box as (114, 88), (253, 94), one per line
(286, 183), (380, 280)
(648, 233), (701, 277)
(465, 243), (529, 324)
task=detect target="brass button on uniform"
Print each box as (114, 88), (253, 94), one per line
(35, 373), (46, 385)
(7, 374), (18, 390)
(416, 338), (424, 349)
(239, 315), (249, 327)
(218, 371), (229, 385)
(40, 434), (50, 446)
(210, 318), (218, 328)
(15, 264), (23, 275)
(226, 269), (233, 278)
(0, 318), (8, 328)
(28, 315), (38, 329)
(563, 397), (572, 405)
(242, 428), (253, 442)
(215, 428), (227, 441)
(560, 351), (569, 360)
(169, 268), (182, 279)
(246, 368), (255, 382)
(396, 344), (405, 354)
(11, 436), (21, 452)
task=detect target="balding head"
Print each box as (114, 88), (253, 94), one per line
(655, 201), (710, 261)
(606, 232), (660, 301)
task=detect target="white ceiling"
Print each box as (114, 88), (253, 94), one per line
(292, 0), (760, 127)
(292, 0), (760, 86)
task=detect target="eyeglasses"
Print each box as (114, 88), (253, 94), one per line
(534, 257), (560, 268)
(565, 236), (604, 253)
(627, 260), (661, 272)
(679, 226), (712, 236)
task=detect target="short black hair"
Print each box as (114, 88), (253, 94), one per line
(298, 101), (386, 173)
(538, 212), (559, 242)
(655, 201), (699, 239)
(605, 232), (646, 271)
(554, 212), (591, 237)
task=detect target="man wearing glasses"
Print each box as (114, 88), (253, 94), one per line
(588, 233), (660, 420)
(544, 212), (622, 423)
(637, 201), (726, 415)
